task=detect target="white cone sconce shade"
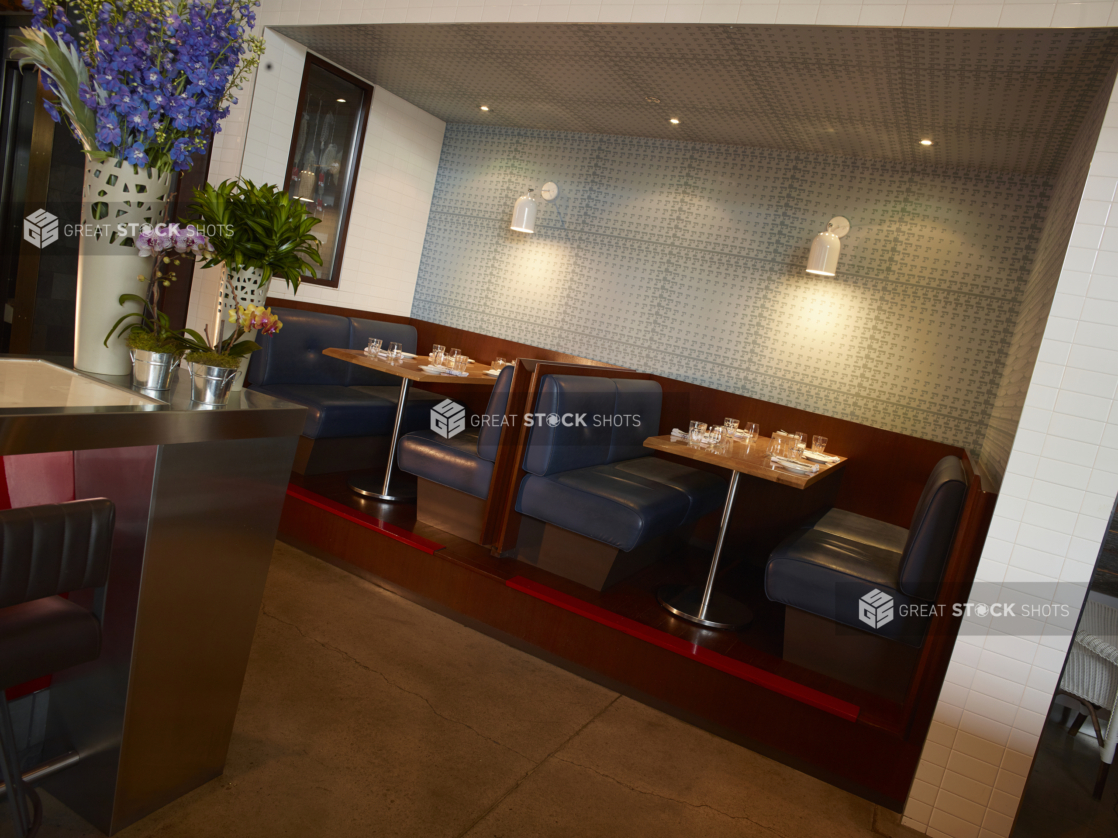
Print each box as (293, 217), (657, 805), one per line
(806, 216), (850, 276)
(510, 182), (559, 234)
(511, 192), (537, 233)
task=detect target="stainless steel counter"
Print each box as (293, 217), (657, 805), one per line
(0, 357), (306, 455)
(0, 357), (307, 834)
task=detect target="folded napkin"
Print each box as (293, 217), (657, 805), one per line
(771, 455), (819, 474)
(485, 369), (501, 376)
(444, 369), (469, 377)
(419, 365), (448, 374)
(802, 450), (840, 464)
(670, 428), (688, 440)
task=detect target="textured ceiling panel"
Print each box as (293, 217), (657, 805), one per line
(272, 23), (1118, 177)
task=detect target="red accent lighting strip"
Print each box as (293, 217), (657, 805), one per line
(285, 484), (445, 555)
(505, 576), (860, 722)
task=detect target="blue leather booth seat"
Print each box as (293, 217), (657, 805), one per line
(765, 456), (968, 647)
(247, 307), (441, 439)
(396, 365), (515, 499)
(515, 375), (726, 552)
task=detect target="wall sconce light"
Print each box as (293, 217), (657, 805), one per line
(511, 182), (559, 233)
(806, 216), (850, 276)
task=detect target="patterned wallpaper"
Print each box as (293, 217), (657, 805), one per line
(412, 126), (1052, 453)
(978, 61), (1117, 488)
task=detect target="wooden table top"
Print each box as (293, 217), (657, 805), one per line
(643, 434), (846, 489)
(324, 348), (500, 386)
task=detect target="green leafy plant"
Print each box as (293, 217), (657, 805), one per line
(189, 179), (323, 292)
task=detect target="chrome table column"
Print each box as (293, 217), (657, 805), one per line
(657, 470), (754, 630)
(348, 376), (415, 502)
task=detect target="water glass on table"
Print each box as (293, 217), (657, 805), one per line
(689, 421), (707, 444)
(812, 435), (828, 454)
(366, 338), (382, 356)
(454, 354), (470, 373)
(707, 425), (724, 446)
(743, 422), (758, 442)
(430, 344), (445, 366)
(493, 356), (507, 369)
(724, 418), (739, 438)
(388, 341), (403, 361)
(792, 432), (807, 459)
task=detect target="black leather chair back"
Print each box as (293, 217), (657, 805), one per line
(0, 499), (115, 609)
(898, 456), (968, 601)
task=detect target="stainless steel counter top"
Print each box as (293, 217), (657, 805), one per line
(0, 357), (306, 455)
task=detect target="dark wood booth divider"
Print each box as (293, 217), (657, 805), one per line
(269, 297), (998, 809)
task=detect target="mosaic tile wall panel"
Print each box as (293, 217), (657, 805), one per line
(977, 65), (1116, 488)
(413, 126), (1052, 452)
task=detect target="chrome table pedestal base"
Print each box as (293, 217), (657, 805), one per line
(348, 473), (417, 502)
(348, 376), (414, 502)
(657, 585), (753, 630)
(657, 470), (753, 631)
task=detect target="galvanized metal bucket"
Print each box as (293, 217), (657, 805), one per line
(130, 349), (179, 391)
(188, 362), (238, 405)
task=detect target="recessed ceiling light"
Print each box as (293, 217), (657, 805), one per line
(920, 139), (933, 146)
(670, 118), (680, 124)
(336, 98), (346, 103)
(480, 106), (490, 111)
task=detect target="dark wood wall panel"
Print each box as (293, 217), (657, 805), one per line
(269, 297), (965, 530)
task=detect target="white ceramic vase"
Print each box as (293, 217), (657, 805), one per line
(215, 267), (269, 391)
(74, 157), (174, 375)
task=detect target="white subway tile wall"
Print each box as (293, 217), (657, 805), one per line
(189, 29), (445, 336)
(186, 3), (1118, 836)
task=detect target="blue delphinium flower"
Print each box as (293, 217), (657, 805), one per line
(20, 0), (264, 174)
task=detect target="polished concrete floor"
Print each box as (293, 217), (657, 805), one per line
(10, 542), (920, 838)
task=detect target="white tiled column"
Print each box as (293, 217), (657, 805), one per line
(903, 99), (1118, 837)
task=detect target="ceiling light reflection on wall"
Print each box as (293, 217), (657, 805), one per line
(336, 98), (346, 103)
(480, 105), (490, 111)
(670, 118), (680, 124)
(806, 216), (850, 277)
(511, 182), (559, 234)
(920, 139), (933, 146)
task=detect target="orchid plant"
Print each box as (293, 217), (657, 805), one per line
(176, 297), (283, 369)
(103, 223), (211, 354)
(13, 0), (265, 173)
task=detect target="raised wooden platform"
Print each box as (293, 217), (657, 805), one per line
(280, 474), (934, 810)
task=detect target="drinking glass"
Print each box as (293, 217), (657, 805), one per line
(431, 344), (445, 366)
(812, 435), (828, 453)
(792, 432), (807, 459)
(388, 341), (403, 361)
(708, 425), (725, 445)
(689, 421), (707, 443)
(744, 422), (758, 441)
(366, 338), (382, 356)
(454, 354), (470, 373)
(494, 356), (507, 369)
(447, 348), (461, 364)
(724, 418), (739, 437)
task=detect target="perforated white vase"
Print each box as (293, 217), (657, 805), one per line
(74, 157), (174, 375)
(216, 267), (269, 391)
